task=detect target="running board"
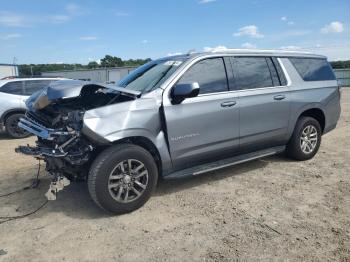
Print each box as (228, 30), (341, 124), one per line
(164, 146), (285, 179)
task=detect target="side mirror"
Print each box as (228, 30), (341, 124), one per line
(171, 82), (200, 104)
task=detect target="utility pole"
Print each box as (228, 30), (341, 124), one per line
(12, 57), (18, 77)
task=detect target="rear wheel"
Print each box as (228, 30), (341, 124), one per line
(88, 144), (158, 214)
(5, 113), (30, 139)
(286, 116), (322, 161)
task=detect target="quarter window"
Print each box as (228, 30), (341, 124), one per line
(0, 81), (24, 95)
(232, 57), (273, 90)
(289, 58), (336, 81)
(177, 58), (228, 94)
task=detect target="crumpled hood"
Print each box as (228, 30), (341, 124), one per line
(26, 80), (141, 110)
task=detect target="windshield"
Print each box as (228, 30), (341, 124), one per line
(118, 58), (185, 93)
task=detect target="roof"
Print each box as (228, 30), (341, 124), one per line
(167, 48), (326, 60)
(0, 77), (66, 85)
(42, 66), (137, 74)
(0, 63), (18, 67)
(202, 48), (326, 58)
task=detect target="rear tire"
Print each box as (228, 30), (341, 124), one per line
(88, 144), (158, 214)
(286, 116), (322, 161)
(5, 113), (30, 139)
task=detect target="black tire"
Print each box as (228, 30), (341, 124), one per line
(88, 144), (158, 214)
(5, 113), (30, 139)
(286, 116), (322, 161)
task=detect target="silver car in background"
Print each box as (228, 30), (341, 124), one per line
(0, 78), (63, 138)
(16, 49), (341, 214)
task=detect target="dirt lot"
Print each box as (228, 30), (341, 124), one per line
(0, 89), (349, 262)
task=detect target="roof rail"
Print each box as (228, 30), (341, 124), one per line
(210, 48), (312, 54)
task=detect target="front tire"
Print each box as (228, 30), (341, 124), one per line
(88, 144), (158, 214)
(286, 116), (322, 161)
(5, 113), (30, 139)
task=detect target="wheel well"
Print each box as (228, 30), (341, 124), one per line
(299, 108), (325, 133)
(2, 109), (26, 124)
(115, 136), (162, 174)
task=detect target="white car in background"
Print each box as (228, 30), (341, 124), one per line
(0, 78), (65, 138)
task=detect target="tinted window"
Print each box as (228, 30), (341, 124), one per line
(24, 80), (53, 95)
(289, 58), (336, 81)
(0, 81), (24, 95)
(177, 58), (228, 94)
(232, 57), (273, 89)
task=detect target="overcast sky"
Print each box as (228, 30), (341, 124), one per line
(0, 0), (349, 64)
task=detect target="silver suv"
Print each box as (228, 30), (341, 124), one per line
(0, 78), (63, 138)
(16, 49), (341, 214)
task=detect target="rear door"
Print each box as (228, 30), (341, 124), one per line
(163, 57), (240, 169)
(230, 56), (291, 151)
(0, 81), (25, 115)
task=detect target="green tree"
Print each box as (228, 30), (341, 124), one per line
(331, 60), (350, 69)
(100, 55), (124, 67)
(87, 61), (99, 69)
(18, 55), (152, 76)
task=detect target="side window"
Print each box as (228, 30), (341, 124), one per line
(289, 58), (336, 81)
(24, 80), (53, 95)
(0, 81), (24, 95)
(232, 57), (273, 90)
(177, 58), (228, 94)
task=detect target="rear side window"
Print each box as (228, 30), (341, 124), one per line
(24, 80), (53, 95)
(0, 81), (24, 95)
(232, 57), (273, 89)
(289, 58), (336, 81)
(177, 57), (228, 94)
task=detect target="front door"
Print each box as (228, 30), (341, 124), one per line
(163, 57), (240, 169)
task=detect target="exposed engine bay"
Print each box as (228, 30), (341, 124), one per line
(15, 80), (141, 197)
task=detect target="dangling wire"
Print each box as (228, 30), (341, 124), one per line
(0, 160), (48, 225)
(0, 160), (41, 198)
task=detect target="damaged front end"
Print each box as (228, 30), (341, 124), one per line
(15, 80), (141, 199)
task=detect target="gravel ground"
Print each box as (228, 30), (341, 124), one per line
(0, 89), (349, 262)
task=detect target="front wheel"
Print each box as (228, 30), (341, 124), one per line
(88, 144), (158, 214)
(286, 116), (322, 161)
(5, 113), (30, 139)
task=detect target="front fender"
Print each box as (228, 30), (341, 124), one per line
(83, 96), (173, 174)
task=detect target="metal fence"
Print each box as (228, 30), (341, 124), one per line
(334, 69), (350, 87)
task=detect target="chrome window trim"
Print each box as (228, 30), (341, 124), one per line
(161, 54), (292, 105)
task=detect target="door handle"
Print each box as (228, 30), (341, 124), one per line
(273, 95), (286, 101)
(221, 101), (236, 107)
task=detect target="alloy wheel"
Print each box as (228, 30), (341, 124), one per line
(108, 159), (149, 203)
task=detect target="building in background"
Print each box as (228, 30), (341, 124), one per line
(0, 64), (19, 79)
(334, 69), (350, 87)
(41, 66), (136, 83)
